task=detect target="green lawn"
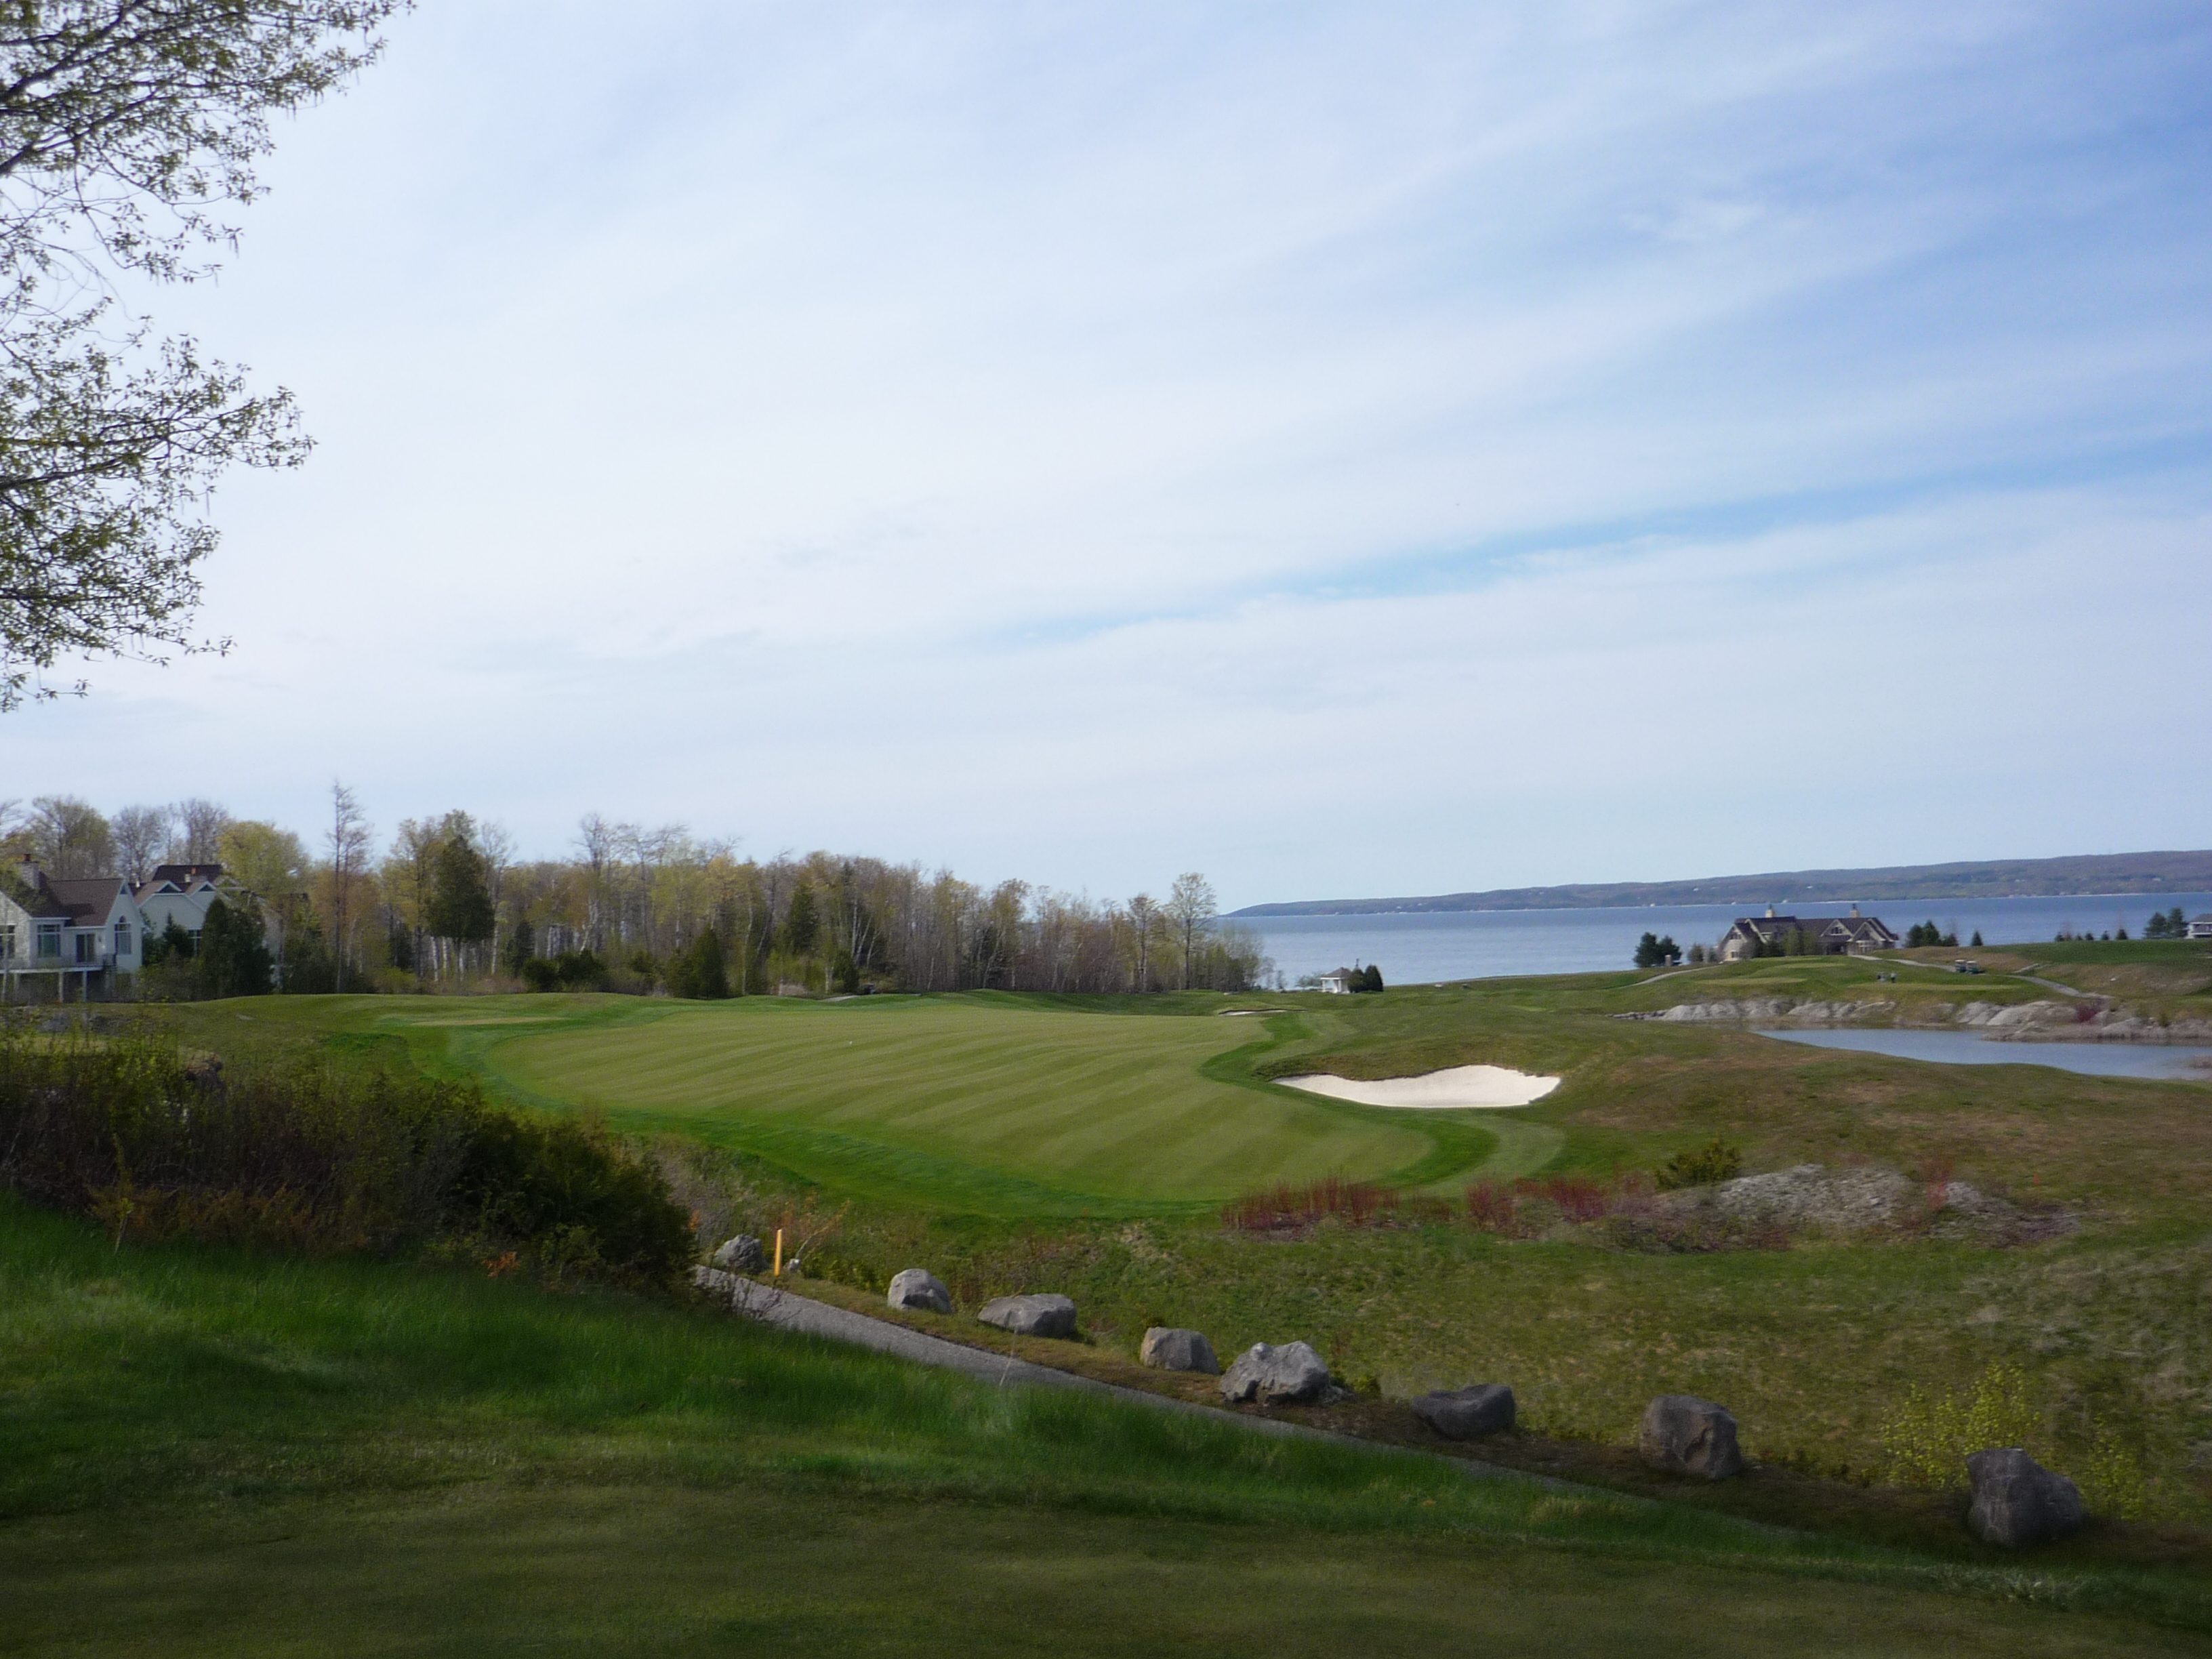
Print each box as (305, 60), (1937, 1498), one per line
(160, 993), (1491, 1212)
(5, 1197), (2207, 1656)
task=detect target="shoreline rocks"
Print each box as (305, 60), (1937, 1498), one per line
(1219, 1340), (1332, 1406)
(1140, 1327), (1220, 1374)
(1412, 1383), (1516, 1439)
(1966, 1448), (2084, 1547)
(886, 1268), (952, 1313)
(1637, 1395), (1744, 1479)
(977, 1293), (1078, 1338)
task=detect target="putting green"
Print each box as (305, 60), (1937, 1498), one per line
(472, 996), (1458, 1210)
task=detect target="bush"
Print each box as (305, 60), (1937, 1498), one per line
(0, 1019), (691, 1286)
(1654, 1138), (1744, 1191)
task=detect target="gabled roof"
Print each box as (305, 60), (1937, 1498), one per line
(36, 877), (132, 925)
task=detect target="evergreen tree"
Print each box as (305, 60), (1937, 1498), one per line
(1361, 964), (1385, 993)
(783, 882), (819, 957)
(425, 830), (495, 950)
(199, 897), (272, 996)
(1970, 930), (1984, 947)
(667, 927), (729, 1000)
(1657, 935), (1679, 965)
(1634, 931), (1661, 968)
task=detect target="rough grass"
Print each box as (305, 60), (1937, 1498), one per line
(5, 1195), (2212, 1656)
(143, 972), (2212, 1534)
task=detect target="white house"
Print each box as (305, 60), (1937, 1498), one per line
(1, 857), (142, 1000)
(2, 857), (275, 1002)
(131, 863), (237, 953)
(2190, 914), (2212, 941)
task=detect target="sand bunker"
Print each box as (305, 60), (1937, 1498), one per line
(1279, 1064), (1560, 1109)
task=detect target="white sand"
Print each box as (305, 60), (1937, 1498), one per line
(1279, 1064), (1560, 1109)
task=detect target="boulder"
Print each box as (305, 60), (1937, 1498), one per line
(1965, 1448), (2084, 1547)
(1411, 1383), (1517, 1439)
(1139, 1327), (1221, 1374)
(1218, 1340), (1332, 1406)
(886, 1268), (951, 1313)
(1637, 1395), (1744, 1479)
(710, 1234), (766, 1273)
(977, 1293), (1078, 1338)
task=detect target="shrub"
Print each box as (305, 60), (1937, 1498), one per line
(1654, 1139), (1743, 1191)
(1465, 1180), (1519, 1233)
(0, 1019), (691, 1286)
(1881, 1362), (2043, 1488)
(1224, 1174), (1397, 1232)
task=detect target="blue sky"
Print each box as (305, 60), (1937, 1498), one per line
(7, 1), (2210, 907)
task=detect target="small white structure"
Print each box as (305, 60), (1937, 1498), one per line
(2190, 914), (2212, 941)
(1317, 966), (1357, 994)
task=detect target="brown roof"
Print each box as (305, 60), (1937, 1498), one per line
(38, 877), (129, 925)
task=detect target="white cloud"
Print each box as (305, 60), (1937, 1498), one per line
(9, 1), (2210, 903)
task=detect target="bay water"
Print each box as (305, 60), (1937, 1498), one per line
(1237, 893), (2212, 986)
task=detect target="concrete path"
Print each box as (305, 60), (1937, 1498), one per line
(693, 1268), (1548, 1480)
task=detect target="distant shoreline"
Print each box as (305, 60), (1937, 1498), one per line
(1229, 851), (2212, 918)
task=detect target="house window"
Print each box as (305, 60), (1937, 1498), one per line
(114, 920), (132, 958)
(35, 923), (61, 960)
(75, 931), (100, 964)
(1, 924), (14, 961)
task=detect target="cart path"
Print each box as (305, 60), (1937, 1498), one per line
(695, 1268), (1562, 1485)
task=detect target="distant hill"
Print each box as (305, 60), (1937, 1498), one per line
(1229, 851), (2212, 917)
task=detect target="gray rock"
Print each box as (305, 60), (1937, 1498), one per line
(977, 1293), (1077, 1338)
(710, 1234), (765, 1272)
(1411, 1383), (1517, 1439)
(1966, 1448), (2084, 1547)
(886, 1268), (951, 1313)
(1139, 1327), (1220, 1374)
(1637, 1395), (1744, 1479)
(1218, 1340), (1332, 1406)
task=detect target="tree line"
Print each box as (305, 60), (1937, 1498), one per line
(0, 790), (1273, 999)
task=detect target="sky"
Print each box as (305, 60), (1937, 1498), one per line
(5, 0), (2210, 909)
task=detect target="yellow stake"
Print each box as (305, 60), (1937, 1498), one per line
(773, 1227), (783, 1277)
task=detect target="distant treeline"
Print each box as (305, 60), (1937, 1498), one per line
(1233, 850), (2212, 918)
(1, 792), (1272, 998)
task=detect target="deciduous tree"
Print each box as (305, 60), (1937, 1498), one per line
(0, 2), (405, 710)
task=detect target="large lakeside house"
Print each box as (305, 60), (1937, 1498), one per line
(1, 856), (263, 1001)
(1717, 905), (1899, 962)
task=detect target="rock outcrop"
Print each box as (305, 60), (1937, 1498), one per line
(710, 1235), (765, 1273)
(1637, 1395), (1744, 1479)
(1139, 1327), (1220, 1374)
(1218, 1341), (1332, 1406)
(1965, 1448), (2084, 1547)
(977, 1293), (1078, 1338)
(1411, 1383), (1516, 1439)
(886, 1268), (952, 1313)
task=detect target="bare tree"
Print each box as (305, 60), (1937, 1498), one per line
(166, 797), (230, 861)
(324, 781), (371, 986)
(1127, 893), (1158, 991)
(28, 794), (112, 876)
(1164, 872), (1218, 991)
(110, 802), (169, 882)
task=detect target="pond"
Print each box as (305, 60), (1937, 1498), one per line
(1753, 1026), (2212, 1082)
